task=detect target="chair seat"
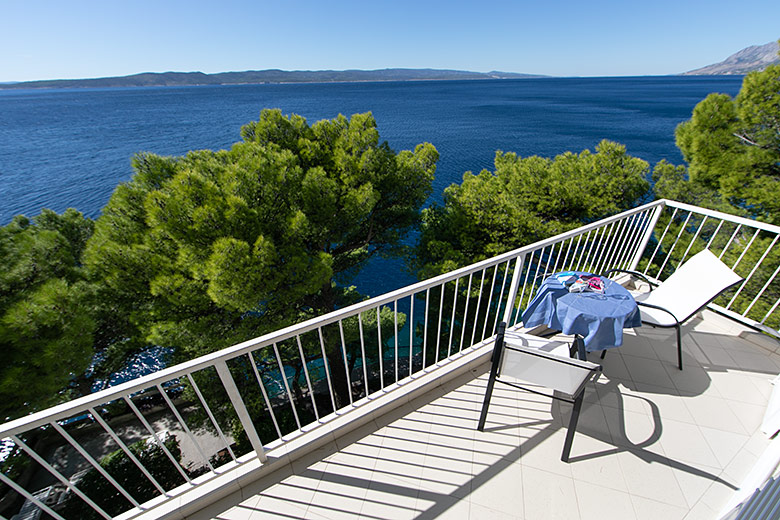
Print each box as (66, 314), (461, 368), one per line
(631, 291), (680, 327)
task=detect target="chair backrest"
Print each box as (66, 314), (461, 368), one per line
(644, 249), (743, 322)
(498, 333), (601, 399)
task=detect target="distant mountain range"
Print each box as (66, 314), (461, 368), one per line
(683, 40), (779, 75)
(0, 68), (545, 90)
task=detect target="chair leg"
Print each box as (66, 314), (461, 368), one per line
(574, 335), (587, 361)
(561, 394), (584, 462)
(478, 324), (506, 431)
(600, 349), (607, 360)
(478, 364), (498, 431)
(676, 324), (682, 370)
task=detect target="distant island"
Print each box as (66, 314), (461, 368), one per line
(683, 40), (779, 75)
(0, 68), (545, 90)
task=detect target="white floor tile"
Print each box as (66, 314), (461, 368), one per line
(187, 311), (777, 520)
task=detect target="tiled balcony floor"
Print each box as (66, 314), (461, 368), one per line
(190, 311), (780, 520)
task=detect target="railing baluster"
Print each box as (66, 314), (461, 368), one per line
(643, 206), (678, 274)
(423, 288), (430, 369)
(492, 261), (511, 336)
(582, 227), (603, 272)
(358, 313), (370, 396)
(575, 230), (593, 271)
(720, 223), (743, 260)
(609, 214), (633, 271)
(89, 407), (168, 495)
(550, 241), (564, 276)
(317, 327), (338, 411)
(746, 262), (780, 317)
(609, 216), (632, 271)
(11, 435), (113, 520)
(471, 269), (486, 348)
(542, 244), (555, 279)
(187, 373), (237, 461)
(394, 299), (399, 383)
(0, 471), (66, 520)
(51, 421), (141, 506)
(459, 273), (473, 351)
(605, 218), (628, 272)
(435, 283), (445, 363)
(247, 354), (283, 440)
(448, 277), (460, 357)
(123, 396), (192, 482)
(593, 221), (616, 274)
(338, 320), (354, 405)
(731, 228), (760, 271)
(762, 295), (780, 325)
(481, 264), (500, 341)
(517, 250), (535, 319)
(656, 211), (692, 279)
(214, 361), (267, 462)
(376, 306), (384, 389)
(530, 247), (546, 298)
(272, 343), (301, 429)
(727, 234), (779, 311)
(156, 383), (215, 472)
(294, 336), (319, 420)
(408, 294), (415, 377)
(678, 215), (708, 267)
(568, 234), (582, 271)
(705, 219), (725, 251)
(561, 236), (574, 271)
(622, 211), (646, 269)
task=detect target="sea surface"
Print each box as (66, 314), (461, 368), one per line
(0, 76), (743, 298)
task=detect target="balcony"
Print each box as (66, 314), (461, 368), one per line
(2, 199), (779, 520)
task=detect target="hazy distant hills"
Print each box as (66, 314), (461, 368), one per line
(684, 40), (779, 75)
(0, 68), (545, 90)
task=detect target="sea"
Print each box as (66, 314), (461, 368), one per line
(0, 76), (743, 304)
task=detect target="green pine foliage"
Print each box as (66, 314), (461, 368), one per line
(671, 60), (780, 223)
(0, 209), (96, 420)
(84, 109), (437, 408)
(416, 140), (650, 278)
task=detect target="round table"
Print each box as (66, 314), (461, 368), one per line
(521, 271), (642, 359)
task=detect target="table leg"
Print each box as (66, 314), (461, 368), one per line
(573, 335), (587, 361)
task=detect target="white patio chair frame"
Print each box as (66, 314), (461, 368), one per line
(604, 248), (743, 370)
(477, 322), (602, 462)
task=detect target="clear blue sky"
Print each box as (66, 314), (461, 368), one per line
(2, 0), (778, 82)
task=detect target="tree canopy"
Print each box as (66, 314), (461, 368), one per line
(672, 58), (780, 222)
(84, 109), (437, 406)
(416, 140), (650, 278)
(0, 209), (95, 420)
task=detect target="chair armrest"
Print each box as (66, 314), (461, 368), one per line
(601, 268), (657, 289)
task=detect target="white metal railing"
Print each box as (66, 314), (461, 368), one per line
(0, 199), (777, 520)
(637, 200), (780, 337)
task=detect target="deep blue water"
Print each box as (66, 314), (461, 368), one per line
(0, 76), (743, 296)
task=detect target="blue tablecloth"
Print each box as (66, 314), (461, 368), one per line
(521, 272), (642, 352)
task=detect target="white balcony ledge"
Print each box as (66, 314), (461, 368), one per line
(182, 310), (780, 520)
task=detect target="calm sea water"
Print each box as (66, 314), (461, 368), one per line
(0, 76), (743, 296)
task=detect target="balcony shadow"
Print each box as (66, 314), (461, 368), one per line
(213, 358), (744, 520)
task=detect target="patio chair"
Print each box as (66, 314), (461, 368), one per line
(603, 249), (743, 370)
(477, 322), (602, 462)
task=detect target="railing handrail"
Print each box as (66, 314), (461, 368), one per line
(0, 200), (663, 438)
(662, 199), (780, 234)
(4, 197), (777, 439)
